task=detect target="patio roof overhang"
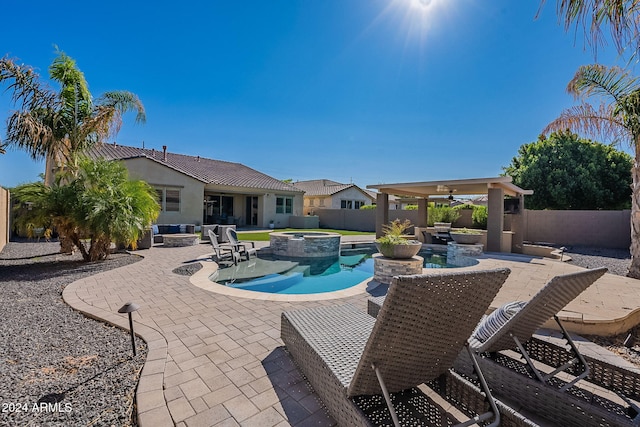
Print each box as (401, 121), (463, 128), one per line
(367, 176), (533, 198)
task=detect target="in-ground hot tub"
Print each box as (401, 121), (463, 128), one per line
(269, 231), (341, 258)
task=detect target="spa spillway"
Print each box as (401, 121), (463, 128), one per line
(269, 231), (341, 258)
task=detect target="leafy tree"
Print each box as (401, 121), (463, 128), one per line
(12, 158), (159, 261)
(540, 0), (640, 59)
(504, 131), (632, 210)
(0, 50), (145, 182)
(543, 65), (640, 276)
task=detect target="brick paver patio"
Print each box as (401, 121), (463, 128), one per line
(62, 241), (640, 426)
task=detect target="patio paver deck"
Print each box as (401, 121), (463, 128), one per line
(62, 242), (640, 426)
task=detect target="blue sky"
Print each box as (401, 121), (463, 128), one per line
(0, 0), (629, 189)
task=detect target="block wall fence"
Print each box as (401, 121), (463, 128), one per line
(313, 208), (632, 249)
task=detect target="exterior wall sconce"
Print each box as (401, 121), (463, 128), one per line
(118, 302), (140, 356)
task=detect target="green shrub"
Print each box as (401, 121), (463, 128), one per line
(471, 205), (488, 228)
(360, 204), (376, 210)
(376, 219), (413, 245)
(427, 206), (460, 226)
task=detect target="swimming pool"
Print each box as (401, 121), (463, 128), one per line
(211, 248), (472, 295)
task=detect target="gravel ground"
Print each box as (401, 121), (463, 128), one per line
(565, 246), (631, 277)
(562, 246), (640, 365)
(0, 240), (147, 427)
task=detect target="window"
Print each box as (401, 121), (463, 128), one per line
(276, 196), (293, 214)
(155, 187), (181, 212)
(309, 198), (315, 207)
(341, 199), (365, 209)
(165, 190), (180, 212)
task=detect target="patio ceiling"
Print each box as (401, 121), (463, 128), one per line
(367, 176), (533, 198)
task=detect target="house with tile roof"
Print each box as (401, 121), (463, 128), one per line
(292, 179), (375, 215)
(84, 143), (304, 228)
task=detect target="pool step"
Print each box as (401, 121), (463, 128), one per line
(229, 272), (304, 292)
(287, 265), (311, 276)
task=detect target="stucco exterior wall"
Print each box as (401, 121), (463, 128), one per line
(122, 158), (204, 225)
(304, 188), (373, 213)
(262, 192), (304, 228)
(329, 187), (372, 209)
(0, 186), (8, 252)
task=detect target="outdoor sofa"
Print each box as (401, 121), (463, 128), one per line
(151, 224), (196, 244)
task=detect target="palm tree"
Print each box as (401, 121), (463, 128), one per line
(12, 158), (159, 261)
(540, 0), (640, 58)
(543, 64), (640, 277)
(0, 50), (145, 183)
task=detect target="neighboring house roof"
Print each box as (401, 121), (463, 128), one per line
(293, 179), (375, 201)
(86, 143), (302, 193)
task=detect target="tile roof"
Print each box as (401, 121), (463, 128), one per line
(85, 143), (303, 193)
(293, 179), (370, 197)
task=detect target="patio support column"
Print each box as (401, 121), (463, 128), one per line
(510, 194), (525, 253)
(417, 198), (427, 228)
(376, 193), (389, 238)
(487, 188), (504, 252)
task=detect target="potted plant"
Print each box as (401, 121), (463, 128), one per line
(375, 219), (422, 259)
(449, 228), (483, 244)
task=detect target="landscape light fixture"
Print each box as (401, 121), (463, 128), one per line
(118, 302), (140, 356)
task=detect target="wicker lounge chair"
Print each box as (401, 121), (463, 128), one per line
(467, 267), (607, 392)
(368, 267), (640, 426)
(369, 267), (608, 392)
(225, 228), (257, 260)
(281, 268), (511, 427)
(208, 229), (239, 266)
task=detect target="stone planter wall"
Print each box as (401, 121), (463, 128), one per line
(373, 254), (423, 285)
(447, 242), (483, 266)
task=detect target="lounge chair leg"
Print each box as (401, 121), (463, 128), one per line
(553, 315), (590, 392)
(457, 345), (500, 427)
(511, 334), (547, 384)
(371, 363), (400, 427)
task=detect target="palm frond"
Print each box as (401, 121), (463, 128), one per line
(568, 64), (640, 102)
(545, 0), (640, 57)
(0, 56), (58, 112)
(5, 111), (56, 160)
(543, 102), (631, 144)
(96, 91), (146, 124)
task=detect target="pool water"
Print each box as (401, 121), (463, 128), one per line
(215, 248), (462, 295)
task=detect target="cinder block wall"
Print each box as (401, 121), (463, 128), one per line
(313, 207), (632, 249)
(0, 186), (9, 252)
(523, 210), (631, 249)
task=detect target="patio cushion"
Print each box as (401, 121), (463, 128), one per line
(473, 300), (527, 343)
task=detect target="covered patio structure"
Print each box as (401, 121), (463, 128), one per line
(367, 176), (533, 253)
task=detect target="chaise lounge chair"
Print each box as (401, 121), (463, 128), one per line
(281, 268), (511, 427)
(458, 267), (640, 426)
(368, 267), (640, 426)
(467, 267), (607, 392)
